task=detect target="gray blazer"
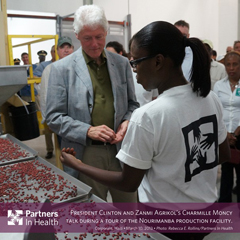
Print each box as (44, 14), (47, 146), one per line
(45, 47), (139, 159)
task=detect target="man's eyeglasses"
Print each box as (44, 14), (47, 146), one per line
(130, 55), (156, 69)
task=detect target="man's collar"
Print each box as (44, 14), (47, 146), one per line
(82, 49), (107, 64)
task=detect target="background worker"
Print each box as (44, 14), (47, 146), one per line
(203, 39), (227, 89)
(19, 52), (39, 109)
(37, 50), (47, 64)
(40, 36), (74, 159)
(13, 58), (20, 65)
(33, 46), (56, 77)
(106, 41), (129, 57)
(174, 20), (193, 82)
(214, 51), (240, 203)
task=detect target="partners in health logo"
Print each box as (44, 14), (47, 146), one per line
(7, 210), (23, 225)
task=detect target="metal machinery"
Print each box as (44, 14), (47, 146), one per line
(0, 65), (28, 107)
(0, 65), (28, 136)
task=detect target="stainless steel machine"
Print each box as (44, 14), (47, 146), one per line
(0, 65), (40, 140)
(0, 65), (28, 137)
(0, 65), (28, 107)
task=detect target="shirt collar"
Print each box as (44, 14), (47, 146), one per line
(82, 49), (107, 64)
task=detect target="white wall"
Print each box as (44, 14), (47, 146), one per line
(7, 11), (56, 63)
(98, 0), (239, 56)
(218, 0), (239, 55)
(6, 0), (239, 59)
(93, 0), (129, 21)
(6, 0), (83, 16)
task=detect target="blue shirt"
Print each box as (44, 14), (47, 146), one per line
(33, 60), (52, 77)
(20, 64), (38, 96)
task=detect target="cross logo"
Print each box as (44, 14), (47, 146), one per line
(7, 210), (23, 225)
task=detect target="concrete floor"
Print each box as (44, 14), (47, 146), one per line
(23, 134), (56, 166)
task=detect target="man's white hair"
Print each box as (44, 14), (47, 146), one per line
(73, 5), (108, 34)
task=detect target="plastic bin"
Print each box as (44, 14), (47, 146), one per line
(9, 102), (40, 141)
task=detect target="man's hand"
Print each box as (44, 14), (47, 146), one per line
(87, 125), (116, 143)
(110, 120), (129, 144)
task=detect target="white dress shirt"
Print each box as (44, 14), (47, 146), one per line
(40, 64), (52, 123)
(210, 60), (227, 89)
(213, 77), (240, 133)
(182, 47), (193, 82)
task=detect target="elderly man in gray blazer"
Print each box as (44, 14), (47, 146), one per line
(45, 5), (139, 202)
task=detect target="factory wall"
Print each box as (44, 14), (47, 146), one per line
(6, 0), (239, 62)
